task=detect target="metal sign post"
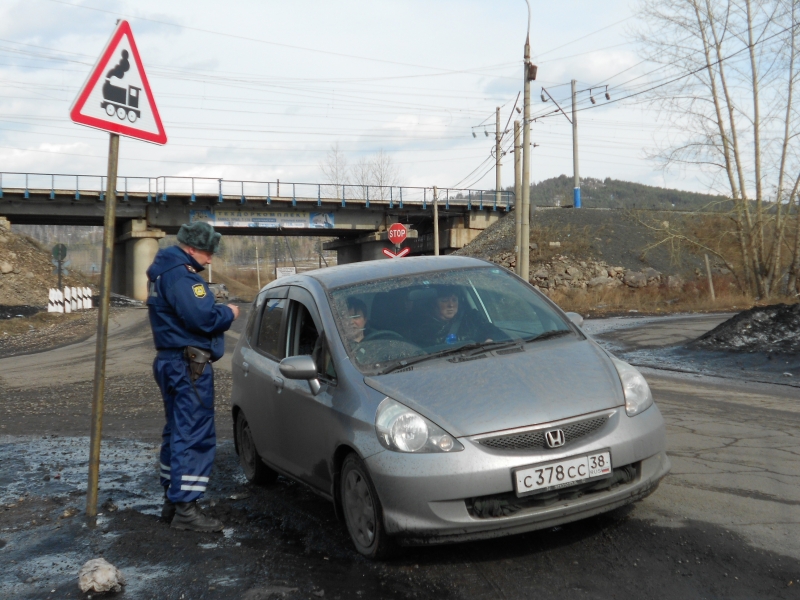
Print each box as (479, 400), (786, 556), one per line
(52, 244), (67, 289)
(86, 133), (119, 520)
(71, 20), (167, 521)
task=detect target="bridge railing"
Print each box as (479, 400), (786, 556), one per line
(0, 172), (516, 210)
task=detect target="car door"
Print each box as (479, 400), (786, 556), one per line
(273, 286), (338, 491)
(239, 286), (290, 470)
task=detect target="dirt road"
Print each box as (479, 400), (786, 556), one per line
(1, 309), (798, 599)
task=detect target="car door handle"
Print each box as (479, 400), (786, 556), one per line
(241, 361), (249, 376)
(272, 376), (284, 391)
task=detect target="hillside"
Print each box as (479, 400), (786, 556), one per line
(0, 218), (94, 307)
(526, 175), (730, 211)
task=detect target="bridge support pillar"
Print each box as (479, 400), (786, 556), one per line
(113, 219), (166, 301)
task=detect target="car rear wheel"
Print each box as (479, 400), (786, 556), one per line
(236, 411), (277, 485)
(340, 453), (394, 559)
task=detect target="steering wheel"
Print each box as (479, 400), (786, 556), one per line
(363, 329), (405, 342)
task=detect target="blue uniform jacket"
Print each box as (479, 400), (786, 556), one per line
(147, 245), (234, 361)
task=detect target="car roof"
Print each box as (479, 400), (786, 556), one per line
(269, 255), (492, 290)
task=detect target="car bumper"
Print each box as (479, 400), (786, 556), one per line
(364, 404), (670, 545)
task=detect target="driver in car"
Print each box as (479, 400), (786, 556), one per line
(414, 285), (501, 347)
(344, 297), (369, 346)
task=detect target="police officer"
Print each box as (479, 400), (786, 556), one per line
(146, 222), (239, 532)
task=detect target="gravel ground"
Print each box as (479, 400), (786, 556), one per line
(0, 370), (234, 439)
(0, 310), (100, 359)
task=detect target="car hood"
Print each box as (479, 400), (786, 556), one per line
(364, 338), (623, 437)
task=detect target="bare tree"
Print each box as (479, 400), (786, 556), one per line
(350, 155), (372, 200)
(322, 146), (401, 202)
(369, 149), (401, 200)
(319, 143), (349, 201)
(635, 0), (800, 297)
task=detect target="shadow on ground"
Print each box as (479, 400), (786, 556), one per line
(1, 438), (797, 600)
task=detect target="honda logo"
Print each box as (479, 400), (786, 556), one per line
(545, 429), (565, 448)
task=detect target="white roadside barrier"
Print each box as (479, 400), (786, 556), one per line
(47, 287), (94, 313)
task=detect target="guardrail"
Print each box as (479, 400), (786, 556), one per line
(0, 172), (516, 211)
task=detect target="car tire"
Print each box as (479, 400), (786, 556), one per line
(340, 453), (394, 559)
(236, 411), (277, 485)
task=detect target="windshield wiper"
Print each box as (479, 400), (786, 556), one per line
(379, 343), (487, 375)
(526, 329), (572, 343)
(465, 339), (524, 356)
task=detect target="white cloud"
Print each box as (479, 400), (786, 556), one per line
(0, 0), (718, 195)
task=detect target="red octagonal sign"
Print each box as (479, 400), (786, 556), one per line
(388, 223), (407, 245)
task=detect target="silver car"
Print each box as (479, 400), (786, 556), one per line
(230, 256), (670, 558)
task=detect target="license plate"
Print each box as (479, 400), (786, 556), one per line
(514, 450), (612, 497)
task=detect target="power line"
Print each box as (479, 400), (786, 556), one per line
(40, 0), (521, 79)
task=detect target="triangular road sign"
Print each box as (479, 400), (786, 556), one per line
(70, 20), (167, 145)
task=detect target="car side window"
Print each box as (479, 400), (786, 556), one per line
(245, 289), (268, 341)
(285, 299), (337, 383)
(256, 298), (286, 359)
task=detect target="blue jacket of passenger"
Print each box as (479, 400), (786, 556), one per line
(146, 245), (234, 361)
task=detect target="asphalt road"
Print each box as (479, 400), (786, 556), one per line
(0, 309), (798, 599)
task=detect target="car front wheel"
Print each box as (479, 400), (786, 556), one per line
(236, 411), (277, 485)
(340, 453), (394, 559)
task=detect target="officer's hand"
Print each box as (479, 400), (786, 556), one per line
(227, 303), (240, 320)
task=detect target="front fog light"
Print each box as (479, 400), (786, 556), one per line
(375, 398), (464, 453)
(611, 357), (654, 417)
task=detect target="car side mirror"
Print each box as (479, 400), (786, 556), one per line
(279, 355), (322, 395)
(565, 312), (584, 328)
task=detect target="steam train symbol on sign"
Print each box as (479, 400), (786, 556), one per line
(100, 50), (141, 123)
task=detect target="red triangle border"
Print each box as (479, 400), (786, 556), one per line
(70, 20), (167, 145)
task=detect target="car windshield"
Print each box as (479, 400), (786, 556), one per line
(328, 266), (575, 375)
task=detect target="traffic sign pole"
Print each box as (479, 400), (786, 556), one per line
(86, 132), (119, 521)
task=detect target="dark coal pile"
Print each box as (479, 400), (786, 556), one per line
(692, 303), (800, 354)
(0, 305), (41, 319)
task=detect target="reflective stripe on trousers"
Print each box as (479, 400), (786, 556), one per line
(154, 351), (216, 504)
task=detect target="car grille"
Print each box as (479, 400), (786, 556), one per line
(477, 416), (608, 451)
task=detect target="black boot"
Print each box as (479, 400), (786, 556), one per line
(170, 501), (223, 532)
(161, 490), (176, 523)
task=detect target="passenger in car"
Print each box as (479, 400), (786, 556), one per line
(413, 285), (502, 347)
(344, 297), (369, 346)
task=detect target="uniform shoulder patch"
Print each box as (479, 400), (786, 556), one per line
(192, 284), (207, 298)
(185, 264), (197, 273)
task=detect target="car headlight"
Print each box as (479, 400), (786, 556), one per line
(611, 357), (654, 416)
(375, 398), (464, 453)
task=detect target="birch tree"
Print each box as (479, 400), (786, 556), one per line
(635, 0), (800, 297)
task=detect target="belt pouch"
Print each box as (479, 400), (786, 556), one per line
(185, 346), (211, 382)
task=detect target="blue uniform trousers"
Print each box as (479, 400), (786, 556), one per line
(153, 349), (216, 504)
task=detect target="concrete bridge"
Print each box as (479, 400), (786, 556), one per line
(0, 172), (513, 300)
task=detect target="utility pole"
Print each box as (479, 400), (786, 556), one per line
(495, 107), (502, 208)
(514, 120), (522, 275)
(521, 37), (534, 283)
(273, 237), (278, 279)
(255, 243), (261, 290)
(571, 79), (581, 208)
(433, 185), (439, 256)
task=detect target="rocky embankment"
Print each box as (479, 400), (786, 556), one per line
(491, 250), (685, 292)
(0, 217), (93, 307)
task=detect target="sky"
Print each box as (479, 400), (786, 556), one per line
(0, 0), (715, 196)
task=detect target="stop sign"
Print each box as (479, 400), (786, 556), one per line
(388, 223), (407, 245)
